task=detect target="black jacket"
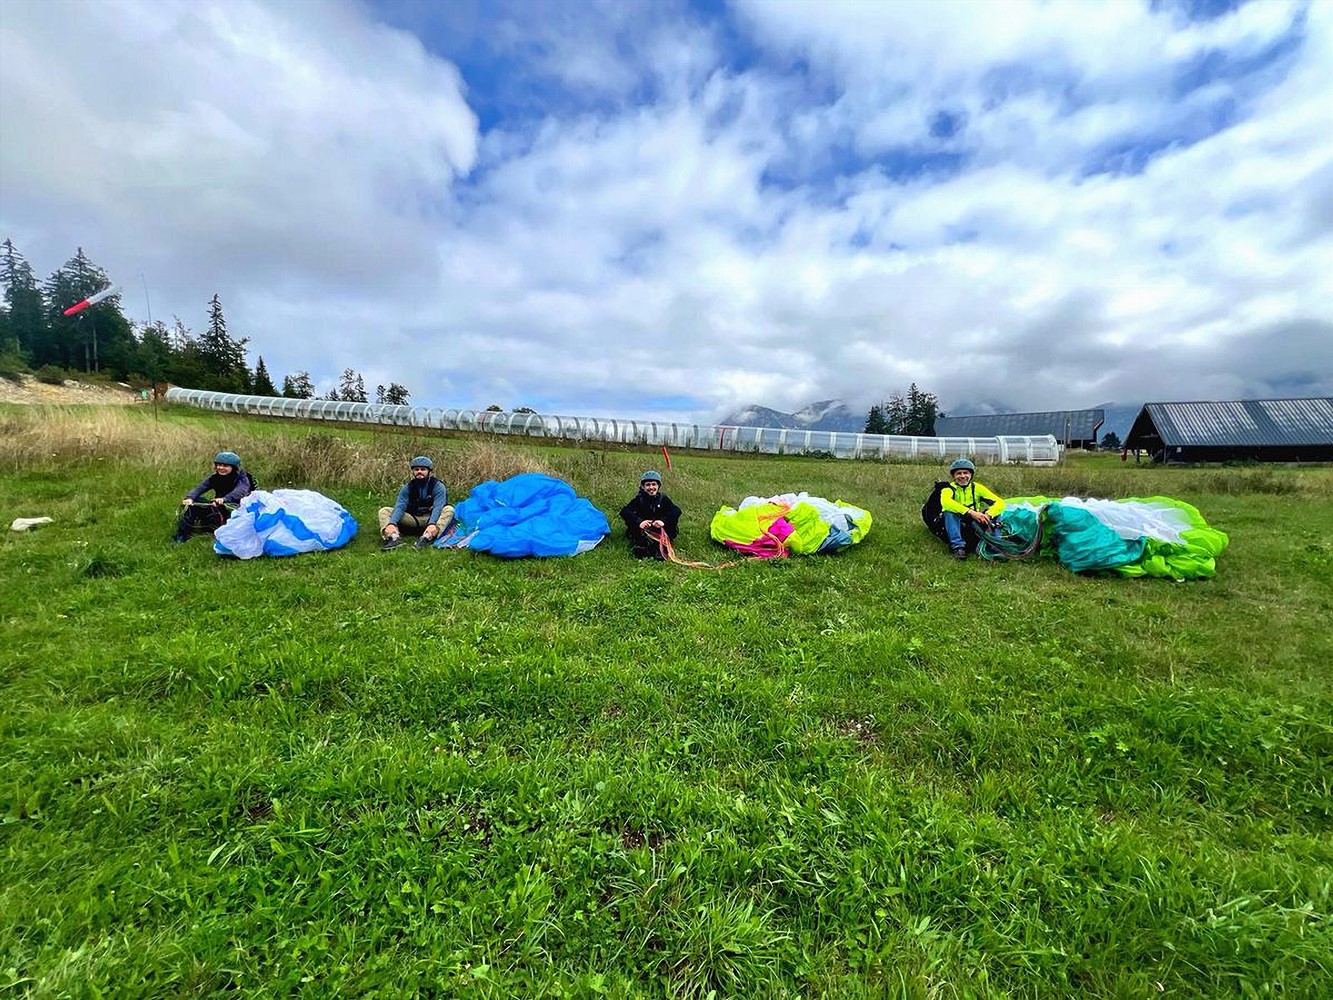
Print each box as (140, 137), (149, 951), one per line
(619, 490), (681, 540)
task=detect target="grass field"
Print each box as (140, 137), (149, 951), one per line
(2, 404), (1330, 997)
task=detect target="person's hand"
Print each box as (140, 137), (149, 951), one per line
(640, 520), (652, 530)
(652, 520), (664, 528)
(423, 525), (438, 541)
(181, 498), (192, 506)
(213, 498), (226, 507)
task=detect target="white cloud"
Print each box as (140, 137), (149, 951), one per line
(2, 0), (477, 355)
(1, 0), (1328, 421)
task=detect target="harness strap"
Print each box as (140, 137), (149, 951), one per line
(975, 512), (1044, 560)
(647, 500), (794, 569)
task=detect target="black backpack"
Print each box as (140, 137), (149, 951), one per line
(921, 480), (951, 540)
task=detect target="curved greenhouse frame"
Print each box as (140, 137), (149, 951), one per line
(165, 388), (1061, 464)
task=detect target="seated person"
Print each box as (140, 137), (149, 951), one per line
(619, 470), (681, 559)
(379, 455), (454, 550)
(937, 458), (1006, 561)
(174, 450), (255, 543)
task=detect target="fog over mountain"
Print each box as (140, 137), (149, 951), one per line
(721, 400), (870, 433)
(723, 399), (1148, 439)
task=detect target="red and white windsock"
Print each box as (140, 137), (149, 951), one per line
(62, 284), (119, 316)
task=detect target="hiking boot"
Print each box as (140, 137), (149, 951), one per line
(413, 534), (434, 550)
(952, 547), (967, 560)
(380, 535), (404, 551)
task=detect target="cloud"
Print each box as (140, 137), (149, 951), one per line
(1, 0), (1328, 419)
(2, 0), (476, 375)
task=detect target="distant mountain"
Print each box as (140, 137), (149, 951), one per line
(720, 399), (867, 433)
(721, 399), (1147, 440)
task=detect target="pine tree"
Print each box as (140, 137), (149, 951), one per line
(252, 356), (277, 396)
(338, 368), (368, 402)
(0, 239), (46, 362)
(884, 392), (908, 434)
(43, 248), (133, 374)
(167, 319), (208, 389)
(384, 382), (410, 405)
(133, 320), (174, 384)
(874, 386), (941, 436)
(197, 294), (249, 392)
(864, 404), (888, 435)
(904, 383), (940, 436)
(375, 384), (386, 404)
(1099, 431), (1122, 452)
(281, 371), (315, 399)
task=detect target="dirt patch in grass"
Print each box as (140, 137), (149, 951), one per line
(620, 827), (665, 851)
(0, 372), (139, 406)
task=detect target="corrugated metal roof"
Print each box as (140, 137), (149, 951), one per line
(934, 409), (1104, 439)
(1143, 398), (1333, 446)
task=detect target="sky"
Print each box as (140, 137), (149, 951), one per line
(1, 0), (1330, 422)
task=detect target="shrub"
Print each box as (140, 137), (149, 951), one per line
(34, 365), (69, 385)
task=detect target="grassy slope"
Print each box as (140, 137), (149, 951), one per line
(1, 405), (1330, 998)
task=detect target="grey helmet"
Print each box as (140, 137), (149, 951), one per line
(640, 470), (663, 484)
(949, 458), (976, 473)
(214, 451), (241, 467)
(410, 456), (434, 470)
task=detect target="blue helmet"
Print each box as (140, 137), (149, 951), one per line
(214, 451), (241, 466)
(949, 458), (976, 473)
(410, 456), (434, 470)
(640, 470), (662, 484)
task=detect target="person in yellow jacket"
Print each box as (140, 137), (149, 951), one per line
(939, 458), (1005, 560)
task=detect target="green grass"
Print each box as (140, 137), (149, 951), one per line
(2, 405), (1331, 997)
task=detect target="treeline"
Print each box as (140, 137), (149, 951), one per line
(864, 383), (944, 436)
(0, 239), (409, 404)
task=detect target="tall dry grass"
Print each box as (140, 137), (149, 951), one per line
(0, 406), (553, 491)
(3, 405), (1323, 499)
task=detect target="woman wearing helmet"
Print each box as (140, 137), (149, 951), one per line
(619, 470), (682, 559)
(378, 455), (454, 550)
(938, 458), (1006, 560)
(173, 450), (256, 543)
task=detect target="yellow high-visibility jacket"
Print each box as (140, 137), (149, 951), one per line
(939, 481), (1006, 517)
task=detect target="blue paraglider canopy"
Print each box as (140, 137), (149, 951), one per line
(436, 473), (609, 558)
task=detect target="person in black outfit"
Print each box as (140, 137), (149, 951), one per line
(174, 450), (255, 543)
(619, 470), (681, 559)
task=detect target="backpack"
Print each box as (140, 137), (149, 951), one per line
(921, 480), (951, 540)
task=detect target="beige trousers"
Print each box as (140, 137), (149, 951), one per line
(378, 505), (455, 537)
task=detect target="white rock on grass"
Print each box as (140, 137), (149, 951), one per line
(11, 517), (54, 531)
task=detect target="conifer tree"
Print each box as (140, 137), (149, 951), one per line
(0, 239), (47, 362)
(338, 368), (368, 402)
(197, 294), (250, 392)
(281, 371), (315, 398)
(133, 320), (174, 384)
(252, 356), (277, 396)
(43, 248), (133, 373)
(864, 404), (888, 435)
